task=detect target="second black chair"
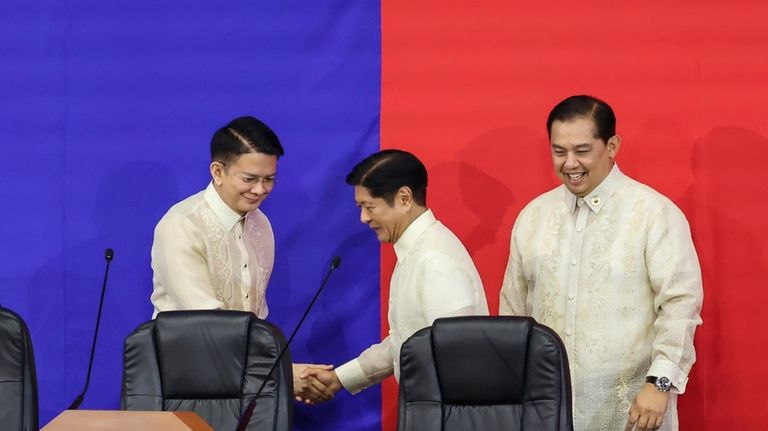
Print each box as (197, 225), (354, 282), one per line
(398, 316), (573, 431)
(121, 310), (293, 431)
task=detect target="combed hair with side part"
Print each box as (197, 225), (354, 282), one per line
(546, 95), (616, 143)
(345, 149), (428, 206)
(210, 116), (284, 164)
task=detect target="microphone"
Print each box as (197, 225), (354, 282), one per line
(235, 255), (342, 431)
(67, 248), (114, 410)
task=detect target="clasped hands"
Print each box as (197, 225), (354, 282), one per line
(292, 363), (343, 405)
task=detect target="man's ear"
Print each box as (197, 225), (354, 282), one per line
(210, 161), (225, 186)
(607, 135), (621, 160)
(396, 186), (414, 209)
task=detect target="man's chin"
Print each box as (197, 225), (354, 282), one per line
(241, 203), (261, 214)
(562, 182), (589, 197)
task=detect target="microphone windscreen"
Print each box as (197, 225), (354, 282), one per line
(331, 256), (342, 269)
(105, 248), (114, 261)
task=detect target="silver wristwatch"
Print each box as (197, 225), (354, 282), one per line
(646, 376), (673, 392)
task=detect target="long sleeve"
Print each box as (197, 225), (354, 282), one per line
(335, 336), (395, 394)
(499, 222), (528, 316)
(645, 204), (703, 393)
(150, 213), (223, 317)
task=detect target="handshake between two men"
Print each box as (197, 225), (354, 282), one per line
(147, 118), (488, 409)
(292, 364), (343, 404)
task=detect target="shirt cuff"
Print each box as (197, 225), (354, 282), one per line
(335, 359), (371, 395)
(647, 358), (689, 393)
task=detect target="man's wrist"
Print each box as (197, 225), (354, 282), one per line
(646, 375), (674, 392)
(329, 370), (343, 393)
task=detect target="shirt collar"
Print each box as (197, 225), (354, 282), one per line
(393, 209), (436, 261)
(564, 163), (623, 215)
(203, 182), (245, 231)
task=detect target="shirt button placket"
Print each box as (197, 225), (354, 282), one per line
(565, 200), (589, 347)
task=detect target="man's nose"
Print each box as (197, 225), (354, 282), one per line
(564, 152), (579, 168)
(250, 181), (267, 195)
(360, 209), (371, 224)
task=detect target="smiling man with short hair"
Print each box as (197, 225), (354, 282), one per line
(151, 116), (281, 317)
(150, 115), (333, 404)
(500, 95), (703, 431)
(302, 149), (489, 396)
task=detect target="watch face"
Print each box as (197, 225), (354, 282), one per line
(656, 376), (672, 391)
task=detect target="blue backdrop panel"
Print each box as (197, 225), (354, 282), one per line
(0, 1), (381, 429)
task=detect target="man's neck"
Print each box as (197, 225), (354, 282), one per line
(392, 206), (428, 244)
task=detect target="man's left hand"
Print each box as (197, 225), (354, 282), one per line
(624, 383), (669, 430)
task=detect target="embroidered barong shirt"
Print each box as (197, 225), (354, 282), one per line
(500, 165), (702, 431)
(151, 182), (274, 319)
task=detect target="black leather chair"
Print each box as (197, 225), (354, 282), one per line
(122, 310), (293, 431)
(398, 316), (573, 431)
(0, 306), (39, 431)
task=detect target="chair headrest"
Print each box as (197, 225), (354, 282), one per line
(155, 310), (254, 398)
(432, 316), (534, 404)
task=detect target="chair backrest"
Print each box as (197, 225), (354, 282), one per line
(0, 306), (39, 431)
(398, 316), (573, 431)
(122, 310), (293, 431)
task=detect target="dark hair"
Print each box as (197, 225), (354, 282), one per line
(210, 116), (284, 164)
(345, 149), (428, 206)
(546, 95), (616, 143)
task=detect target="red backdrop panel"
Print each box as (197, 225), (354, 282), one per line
(381, 1), (768, 430)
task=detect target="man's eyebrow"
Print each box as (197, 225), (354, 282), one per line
(240, 171), (276, 177)
(551, 143), (592, 149)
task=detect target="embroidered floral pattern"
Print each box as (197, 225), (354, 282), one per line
(201, 207), (233, 303)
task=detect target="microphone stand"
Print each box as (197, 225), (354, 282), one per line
(67, 248), (114, 410)
(235, 256), (341, 431)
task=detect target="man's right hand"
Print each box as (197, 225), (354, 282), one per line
(292, 363), (335, 404)
(300, 366), (343, 399)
